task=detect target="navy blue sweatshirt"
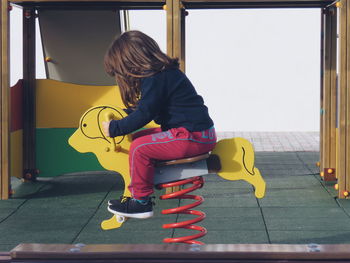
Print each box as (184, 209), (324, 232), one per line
(109, 68), (214, 137)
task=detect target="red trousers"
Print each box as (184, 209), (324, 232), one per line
(128, 126), (217, 199)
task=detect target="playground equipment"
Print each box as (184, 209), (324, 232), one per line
(9, 80), (131, 180)
(318, 0), (350, 198)
(68, 105), (266, 243)
(5, 3), (124, 187)
(1, 0), (349, 202)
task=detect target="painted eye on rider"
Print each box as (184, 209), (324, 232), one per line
(83, 123), (87, 127)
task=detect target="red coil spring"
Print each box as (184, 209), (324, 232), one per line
(158, 176), (207, 244)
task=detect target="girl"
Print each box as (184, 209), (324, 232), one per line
(103, 30), (216, 219)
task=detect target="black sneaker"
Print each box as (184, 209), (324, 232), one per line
(108, 196), (154, 206)
(108, 196), (127, 206)
(107, 196), (154, 219)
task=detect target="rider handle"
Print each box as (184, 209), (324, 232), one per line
(105, 112), (121, 152)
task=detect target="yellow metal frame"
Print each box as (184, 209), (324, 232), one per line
(0, 0), (10, 200)
(166, 0), (185, 71)
(320, 6), (337, 182)
(338, 0), (350, 198)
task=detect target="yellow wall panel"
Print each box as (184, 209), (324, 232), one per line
(36, 79), (124, 128)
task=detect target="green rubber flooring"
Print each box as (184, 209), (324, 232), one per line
(1, 151), (350, 251)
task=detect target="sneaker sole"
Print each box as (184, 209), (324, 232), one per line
(107, 206), (154, 219)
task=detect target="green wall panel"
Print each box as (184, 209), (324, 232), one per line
(36, 128), (104, 177)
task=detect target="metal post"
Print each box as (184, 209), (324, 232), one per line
(321, 6), (337, 181)
(166, 0), (185, 72)
(22, 7), (37, 180)
(0, 0), (10, 199)
(165, 0), (186, 194)
(337, 0), (349, 198)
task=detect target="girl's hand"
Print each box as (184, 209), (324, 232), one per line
(102, 121), (111, 137)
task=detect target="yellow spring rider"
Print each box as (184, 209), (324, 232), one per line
(68, 105), (266, 230)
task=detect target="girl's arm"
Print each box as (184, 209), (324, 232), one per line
(108, 72), (166, 137)
(123, 107), (135, 115)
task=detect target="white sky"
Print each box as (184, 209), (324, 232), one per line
(10, 7), (322, 132)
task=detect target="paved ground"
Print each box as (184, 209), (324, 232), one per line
(1, 132), (349, 252)
(217, 132), (319, 152)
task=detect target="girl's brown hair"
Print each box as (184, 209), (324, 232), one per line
(104, 30), (179, 108)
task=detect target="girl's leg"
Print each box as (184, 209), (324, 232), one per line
(128, 127), (217, 199)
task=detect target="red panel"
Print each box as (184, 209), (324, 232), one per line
(11, 79), (23, 132)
